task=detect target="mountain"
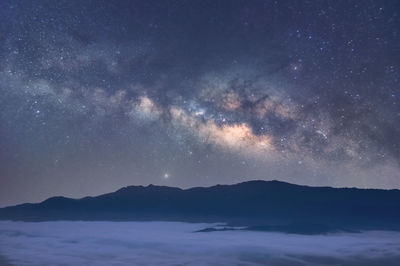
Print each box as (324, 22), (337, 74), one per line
(1, 180), (400, 234)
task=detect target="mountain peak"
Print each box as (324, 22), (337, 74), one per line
(115, 184), (182, 194)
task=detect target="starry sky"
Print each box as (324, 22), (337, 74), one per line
(1, 0), (400, 206)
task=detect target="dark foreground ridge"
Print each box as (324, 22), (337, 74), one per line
(1, 180), (400, 234)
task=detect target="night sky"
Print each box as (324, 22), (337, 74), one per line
(1, 0), (399, 206)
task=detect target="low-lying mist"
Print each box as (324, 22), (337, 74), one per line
(1, 221), (400, 265)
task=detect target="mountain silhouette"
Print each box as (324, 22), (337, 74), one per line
(1, 180), (399, 234)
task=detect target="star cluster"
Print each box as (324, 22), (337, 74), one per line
(0, 0), (399, 206)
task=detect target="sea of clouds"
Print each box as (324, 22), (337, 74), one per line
(0, 221), (400, 265)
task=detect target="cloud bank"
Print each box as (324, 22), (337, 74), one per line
(1, 221), (400, 266)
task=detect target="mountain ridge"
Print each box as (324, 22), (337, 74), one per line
(7, 179), (400, 208)
(1, 180), (400, 234)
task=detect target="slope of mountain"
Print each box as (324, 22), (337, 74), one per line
(1, 180), (399, 233)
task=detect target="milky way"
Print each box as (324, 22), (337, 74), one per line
(1, 0), (400, 206)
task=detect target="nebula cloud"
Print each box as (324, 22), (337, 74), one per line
(1, 0), (400, 206)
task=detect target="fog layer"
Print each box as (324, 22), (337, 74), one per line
(1, 221), (400, 265)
